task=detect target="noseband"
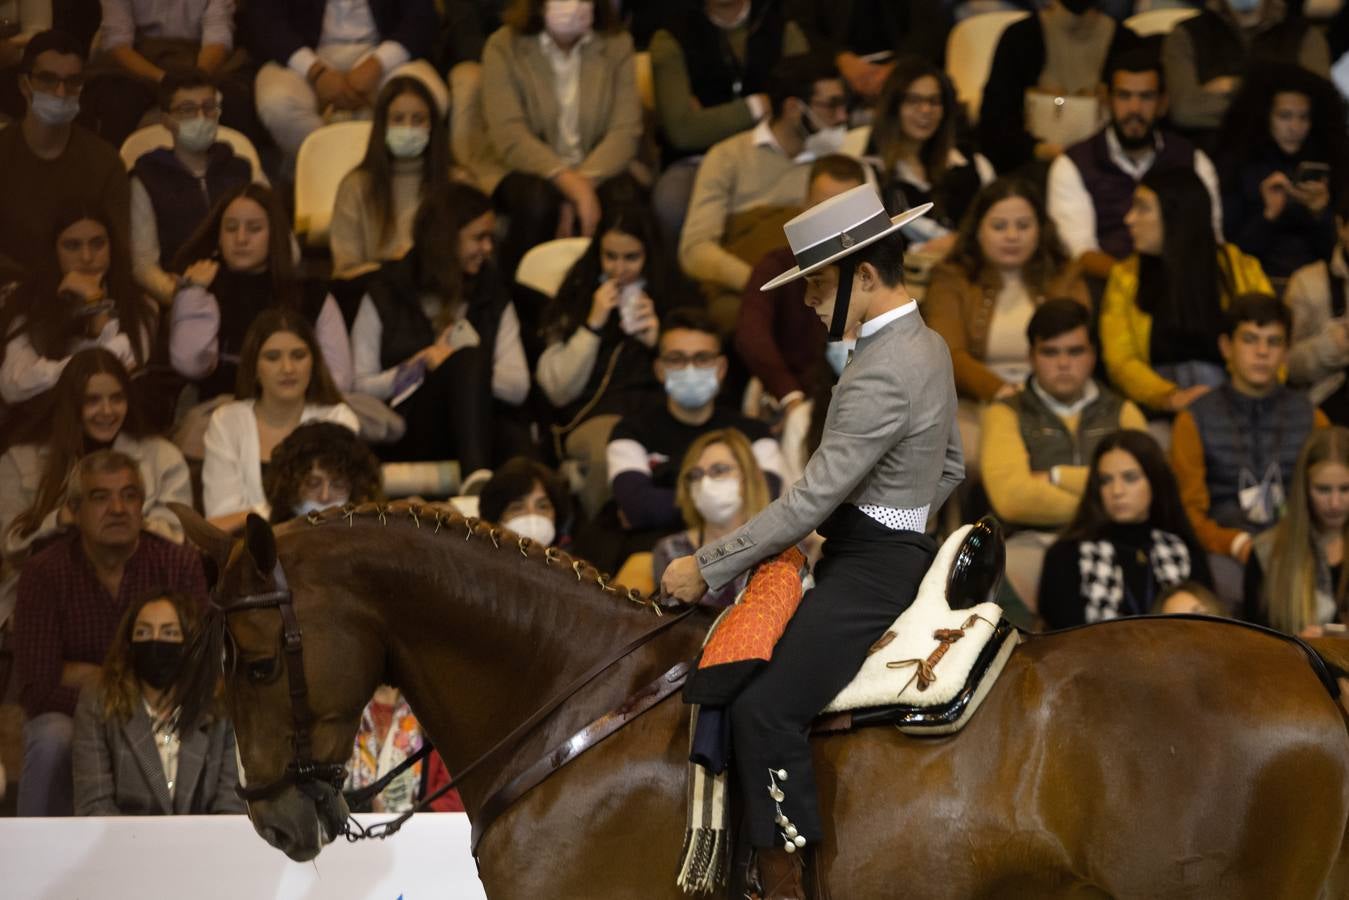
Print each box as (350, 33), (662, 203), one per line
(214, 559), (347, 802)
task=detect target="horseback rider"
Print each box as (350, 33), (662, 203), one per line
(662, 185), (964, 899)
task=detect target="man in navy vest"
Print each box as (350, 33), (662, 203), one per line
(1046, 47), (1223, 280)
(129, 69), (258, 306)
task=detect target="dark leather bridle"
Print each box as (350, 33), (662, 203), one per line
(214, 546), (699, 847)
(214, 560), (348, 803)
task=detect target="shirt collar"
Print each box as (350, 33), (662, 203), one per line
(539, 30), (592, 58)
(752, 119), (813, 163)
(858, 300), (918, 339)
(1103, 125), (1162, 179)
(1030, 376), (1100, 418)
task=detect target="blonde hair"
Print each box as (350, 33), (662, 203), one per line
(1265, 427), (1349, 634)
(674, 429), (770, 533)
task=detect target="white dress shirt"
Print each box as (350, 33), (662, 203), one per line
(287, 0), (410, 79)
(539, 31), (592, 168)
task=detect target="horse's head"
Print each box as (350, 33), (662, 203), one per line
(174, 505), (380, 862)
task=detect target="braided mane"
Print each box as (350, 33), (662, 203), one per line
(297, 500), (668, 616)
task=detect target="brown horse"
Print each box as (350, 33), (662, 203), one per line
(174, 503), (1349, 899)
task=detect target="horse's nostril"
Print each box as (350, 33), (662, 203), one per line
(260, 826), (284, 848)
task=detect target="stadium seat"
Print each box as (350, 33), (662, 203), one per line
(945, 10), (1030, 125)
(1123, 7), (1201, 36)
(118, 123), (265, 180)
(515, 236), (591, 299)
(294, 120), (372, 248)
(635, 51), (655, 114)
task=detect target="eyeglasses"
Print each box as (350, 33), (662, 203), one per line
(27, 70), (84, 93)
(168, 101), (221, 120)
(660, 352), (720, 368)
(901, 93), (943, 110)
(683, 462), (737, 485)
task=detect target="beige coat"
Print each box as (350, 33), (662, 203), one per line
(474, 26), (643, 192)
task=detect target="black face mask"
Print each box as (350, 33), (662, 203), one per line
(131, 640), (184, 690)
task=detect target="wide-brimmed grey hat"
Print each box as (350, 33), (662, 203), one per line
(760, 185), (932, 292)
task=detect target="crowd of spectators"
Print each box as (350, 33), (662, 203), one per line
(5, 0), (1349, 819)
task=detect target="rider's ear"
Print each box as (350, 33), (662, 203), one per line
(171, 502), (233, 573)
(243, 513), (278, 576)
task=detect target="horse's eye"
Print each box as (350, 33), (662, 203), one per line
(246, 657), (280, 684)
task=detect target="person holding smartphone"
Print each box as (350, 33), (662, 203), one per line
(1214, 63), (1347, 284)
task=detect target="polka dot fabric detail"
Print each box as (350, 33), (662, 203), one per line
(857, 504), (930, 532)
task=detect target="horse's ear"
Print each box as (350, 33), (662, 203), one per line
(171, 503), (233, 573)
(243, 513), (278, 576)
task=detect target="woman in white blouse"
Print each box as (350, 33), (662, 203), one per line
(351, 182), (530, 475)
(203, 308), (358, 532)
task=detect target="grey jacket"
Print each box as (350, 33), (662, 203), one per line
(73, 686), (244, 816)
(697, 305), (964, 590)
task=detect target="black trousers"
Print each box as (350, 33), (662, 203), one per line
(379, 346), (491, 472)
(729, 505), (936, 848)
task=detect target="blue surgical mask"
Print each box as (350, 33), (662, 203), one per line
(386, 125), (430, 159)
(294, 496), (349, 518)
(664, 365), (720, 409)
(30, 90), (79, 126)
(1227, 0), (1261, 12)
(176, 116), (219, 153)
(824, 339), (855, 376)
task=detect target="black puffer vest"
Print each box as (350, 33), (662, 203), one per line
(132, 144), (251, 267)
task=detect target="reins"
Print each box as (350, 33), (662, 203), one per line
(211, 503), (699, 848)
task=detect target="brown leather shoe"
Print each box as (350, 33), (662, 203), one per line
(755, 847), (806, 900)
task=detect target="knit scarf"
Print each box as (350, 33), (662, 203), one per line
(1079, 529), (1191, 622)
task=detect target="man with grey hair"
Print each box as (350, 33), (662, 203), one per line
(12, 450), (206, 816)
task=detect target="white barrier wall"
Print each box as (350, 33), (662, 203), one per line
(0, 813), (489, 899)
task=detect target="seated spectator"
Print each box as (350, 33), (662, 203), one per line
(648, 0), (808, 247)
(478, 456), (570, 547)
(538, 204), (682, 518)
(1039, 430), (1210, 629)
(651, 428), (771, 607)
(1155, 580), (1225, 616)
(2, 348), (190, 561)
(1162, 0), (1330, 141)
(797, 0), (951, 95)
(980, 299), (1147, 609)
(478, 0), (643, 277)
(606, 308), (784, 542)
(679, 53), (846, 330)
(1171, 293), (1327, 605)
(202, 309), (359, 532)
(1101, 168), (1272, 416)
(79, 0), (264, 149)
(870, 57), (993, 260)
(1244, 425), (1349, 636)
(352, 183), (529, 471)
(0, 31), (129, 278)
(925, 177), (1089, 468)
(0, 2), (53, 122)
(1286, 192), (1349, 424)
(1048, 48), (1223, 281)
(245, 0), (446, 160)
(346, 685), (461, 813)
(72, 590), (242, 815)
(0, 204), (154, 417)
(735, 154), (865, 483)
(129, 68), (261, 306)
(330, 75), (450, 279)
(1214, 63), (1346, 285)
(12, 449), (207, 815)
(264, 421), (382, 523)
(978, 0), (1138, 175)
(170, 183), (353, 402)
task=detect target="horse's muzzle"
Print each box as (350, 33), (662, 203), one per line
(251, 782), (349, 862)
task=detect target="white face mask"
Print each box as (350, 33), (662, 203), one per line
(545, 0), (594, 42)
(386, 125), (430, 159)
(295, 495), (349, 518)
(692, 475), (743, 526)
(504, 513), (556, 547)
(176, 116), (219, 153)
(802, 108), (848, 158)
(824, 338), (854, 376)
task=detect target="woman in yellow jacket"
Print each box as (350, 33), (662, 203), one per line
(1102, 168), (1271, 415)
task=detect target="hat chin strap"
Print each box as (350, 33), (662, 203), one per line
(828, 257), (857, 342)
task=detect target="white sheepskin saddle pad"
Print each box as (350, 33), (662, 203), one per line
(823, 524), (1018, 727)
